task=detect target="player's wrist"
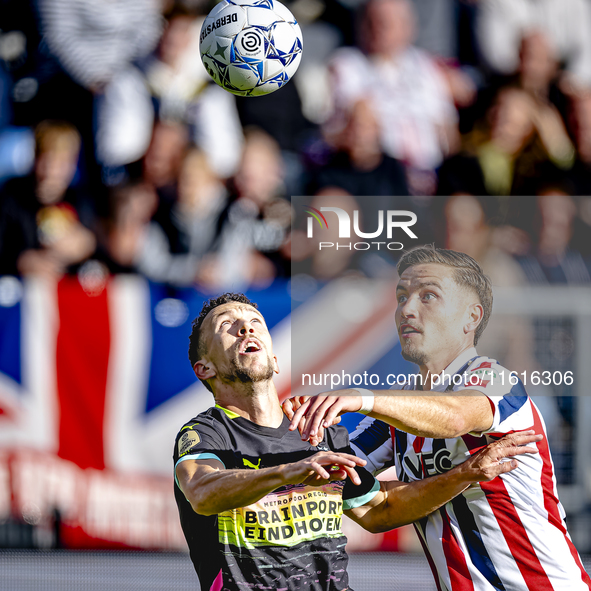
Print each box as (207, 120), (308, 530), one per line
(351, 388), (374, 414)
(278, 462), (304, 486)
(454, 456), (480, 486)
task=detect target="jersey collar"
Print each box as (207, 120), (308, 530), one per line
(215, 404), (291, 438)
(443, 347), (478, 378)
(423, 347), (478, 392)
(234, 414), (291, 438)
(215, 404), (241, 419)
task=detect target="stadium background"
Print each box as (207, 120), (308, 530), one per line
(1, 0), (591, 588)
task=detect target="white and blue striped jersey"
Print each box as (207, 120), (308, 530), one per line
(351, 347), (591, 591)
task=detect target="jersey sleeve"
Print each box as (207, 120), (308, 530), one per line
(349, 416), (395, 474)
(325, 425), (380, 510)
(452, 358), (531, 436)
(173, 414), (230, 481)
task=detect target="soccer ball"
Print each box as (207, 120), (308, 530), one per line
(199, 0), (303, 97)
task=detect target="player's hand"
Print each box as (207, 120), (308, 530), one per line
(283, 396), (326, 447)
(460, 430), (543, 482)
(283, 451), (366, 487)
(287, 392), (363, 441)
(282, 396), (304, 421)
(282, 396), (308, 428)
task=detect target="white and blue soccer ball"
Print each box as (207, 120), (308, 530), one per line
(199, 0), (303, 96)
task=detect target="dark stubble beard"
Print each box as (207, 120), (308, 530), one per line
(221, 354), (275, 385)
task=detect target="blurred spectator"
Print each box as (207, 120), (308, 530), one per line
(232, 128), (286, 209)
(145, 8), (243, 178)
(136, 119), (240, 288)
(517, 31), (559, 99)
(459, 87), (574, 195)
(143, 119), (189, 203)
(199, 128), (291, 291)
(515, 195), (590, 284)
(477, 0), (591, 92)
(146, 8), (207, 120)
(0, 120), (95, 278)
(37, 0), (161, 170)
(309, 99), (408, 196)
(97, 180), (205, 285)
(326, 0), (459, 186)
(235, 80), (310, 196)
(167, 147), (228, 261)
(149, 147), (229, 285)
(97, 181), (158, 274)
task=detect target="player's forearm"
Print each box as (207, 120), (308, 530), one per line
(187, 466), (290, 516)
(368, 391), (491, 438)
(361, 466), (473, 532)
(353, 431), (541, 533)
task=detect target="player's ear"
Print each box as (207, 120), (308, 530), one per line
(273, 355), (280, 375)
(194, 360), (216, 380)
(464, 302), (483, 335)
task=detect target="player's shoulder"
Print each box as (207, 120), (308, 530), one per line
(174, 407), (227, 441)
(173, 407), (231, 462)
(467, 354), (507, 374)
(463, 354), (529, 397)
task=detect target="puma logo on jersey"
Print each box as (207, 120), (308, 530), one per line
(243, 457), (262, 470)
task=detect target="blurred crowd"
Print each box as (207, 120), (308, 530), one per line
(0, 0), (591, 293)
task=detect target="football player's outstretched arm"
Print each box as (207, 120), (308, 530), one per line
(346, 431), (542, 533)
(176, 451), (366, 516)
(286, 389), (493, 441)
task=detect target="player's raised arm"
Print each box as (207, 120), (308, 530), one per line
(346, 430), (542, 532)
(288, 388), (493, 441)
(176, 452), (366, 516)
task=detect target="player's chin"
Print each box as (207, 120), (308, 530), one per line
(243, 359), (271, 373)
(400, 343), (427, 364)
(239, 350), (270, 364)
(400, 344), (417, 359)
(235, 356), (262, 371)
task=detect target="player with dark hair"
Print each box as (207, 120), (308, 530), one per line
(174, 291), (541, 591)
(288, 245), (591, 590)
(187, 292), (258, 393)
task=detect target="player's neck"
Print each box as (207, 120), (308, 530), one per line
(418, 344), (474, 385)
(214, 381), (284, 428)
